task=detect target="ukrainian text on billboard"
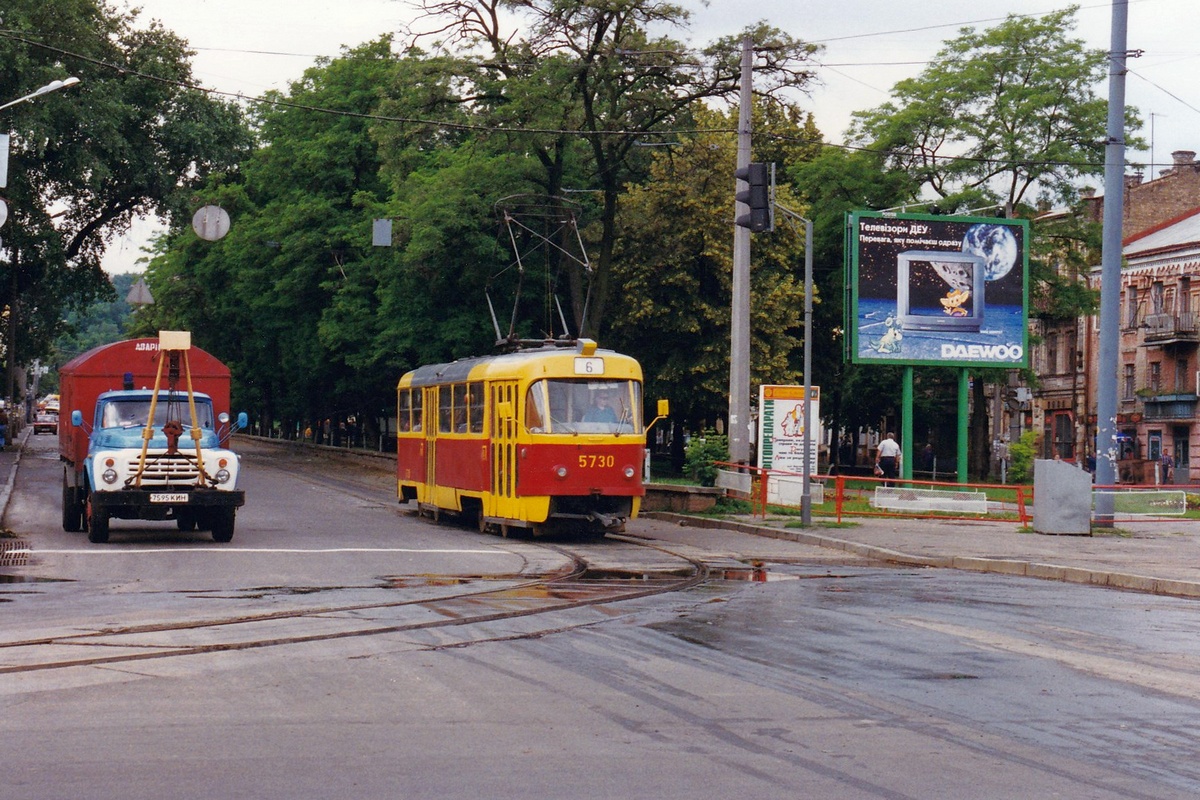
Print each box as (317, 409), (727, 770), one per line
(757, 385), (820, 473)
(849, 211), (1029, 368)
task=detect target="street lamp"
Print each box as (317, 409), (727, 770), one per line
(1, 76), (82, 423)
(0, 77), (81, 113)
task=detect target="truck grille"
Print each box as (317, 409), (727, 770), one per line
(126, 455), (202, 486)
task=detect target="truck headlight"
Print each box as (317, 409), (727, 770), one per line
(214, 468), (231, 484)
(102, 468), (118, 485)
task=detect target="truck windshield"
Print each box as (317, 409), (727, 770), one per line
(100, 400), (215, 430)
(524, 379), (642, 435)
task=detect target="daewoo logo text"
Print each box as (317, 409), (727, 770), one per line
(941, 343), (1023, 361)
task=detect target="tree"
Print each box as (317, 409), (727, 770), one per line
(137, 40), (399, 437)
(0, 0), (250, 392)
(848, 6), (1133, 213)
(406, 1), (820, 339)
(606, 104), (807, 429)
(845, 5), (1134, 478)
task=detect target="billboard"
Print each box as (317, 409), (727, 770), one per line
(757, 385), (820, 473)
(847, 211), (1029, 368)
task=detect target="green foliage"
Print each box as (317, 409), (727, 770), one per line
(848, 6), (1134, 209)
(1, 0), (250, 378)
(1008, 430), (1039, 484)
(683, 430), (729, 487)
(607, 103), (810, 426)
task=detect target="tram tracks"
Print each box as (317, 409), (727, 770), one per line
(0, 537), (709, 676)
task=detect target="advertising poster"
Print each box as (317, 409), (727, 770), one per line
(848, 211), (1029, 368)
(757, 385), (820, 473)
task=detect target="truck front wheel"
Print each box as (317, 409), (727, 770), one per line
(210, 509), (235, 543)
(87, 505), (110, 544)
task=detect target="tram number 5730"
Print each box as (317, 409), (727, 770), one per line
(578, 453), (616, 469)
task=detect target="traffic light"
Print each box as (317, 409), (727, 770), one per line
(735, 162), (773, 232)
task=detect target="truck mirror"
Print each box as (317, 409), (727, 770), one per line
(71, 410), (83, 427)
(236, 412), (248, 430)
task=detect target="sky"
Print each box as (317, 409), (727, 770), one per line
(100, 0), (1200, 272)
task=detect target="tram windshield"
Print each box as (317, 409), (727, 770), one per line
(525, 379), (642, 435)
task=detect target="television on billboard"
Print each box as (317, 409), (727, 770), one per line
(847, 211), (1029, 368)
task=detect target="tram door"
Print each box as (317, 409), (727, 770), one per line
(423, 386), (437, 505)
(490, 380), (519, 520)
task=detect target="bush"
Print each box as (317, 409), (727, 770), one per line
(683, 430), (729, 487)
(1008, 430), (1038, 484)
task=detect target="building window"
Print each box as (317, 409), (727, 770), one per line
(1123, 364), (1135, 400)
(1045, 333), (1058, 375)
(1178, 358), (1190, 393)
(1152, 281), (1165, 315)
(1126, 285), (1138, 328)
(1150, 361), (1161, 393)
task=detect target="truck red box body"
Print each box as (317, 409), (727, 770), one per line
(59, 338), (233, 471)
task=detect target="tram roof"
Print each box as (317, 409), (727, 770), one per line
(400, 343), (639, 387)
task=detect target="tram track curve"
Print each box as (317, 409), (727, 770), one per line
(0, 540), (706, 675)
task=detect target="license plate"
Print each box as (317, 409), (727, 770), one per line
(150, 493), (189, 503)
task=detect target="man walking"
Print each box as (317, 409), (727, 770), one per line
(876, 432), (901, 485)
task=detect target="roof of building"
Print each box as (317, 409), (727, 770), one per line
(1124, 206), (1200, 258)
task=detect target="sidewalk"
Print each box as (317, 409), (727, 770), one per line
(0, 425), (29, 529)
(644, 510), (1200, 599)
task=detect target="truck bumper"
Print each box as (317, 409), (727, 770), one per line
(90, 487), (245, 516)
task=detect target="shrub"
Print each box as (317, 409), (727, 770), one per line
(1008, 430), (1038, 484)
(683, 430), (729, 487)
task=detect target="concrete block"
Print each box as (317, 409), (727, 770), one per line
(1033, 459), (1092, 534)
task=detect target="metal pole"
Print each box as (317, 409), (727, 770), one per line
(801, 217), (813, 524)
(1095, 1), (1130, 525)
(729, 37), (753, 464)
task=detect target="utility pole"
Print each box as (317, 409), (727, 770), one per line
(729, 37), (753, 464)
(1095, 0), (1130, 524)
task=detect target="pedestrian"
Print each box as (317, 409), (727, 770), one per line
(876, 432), (901, 485)
(1162, 452), (1174, 484)
(922, 442), (935, 475)
(0, 406), (7, 449)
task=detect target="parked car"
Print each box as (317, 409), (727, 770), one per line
(33, 411), (58, 435)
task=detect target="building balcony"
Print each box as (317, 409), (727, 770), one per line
(1141, 312), (1200, 346)
(1141, 392), (1199, 420)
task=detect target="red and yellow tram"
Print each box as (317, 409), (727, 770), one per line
(397, 340), (658, 536)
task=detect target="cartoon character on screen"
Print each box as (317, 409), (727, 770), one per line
(779, 404), (805, 438)
(940, 288), (971, 317)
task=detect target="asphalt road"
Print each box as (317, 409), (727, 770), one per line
(4, 434), (1200, 799)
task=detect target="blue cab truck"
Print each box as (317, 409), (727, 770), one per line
(59, 334), (247, 544)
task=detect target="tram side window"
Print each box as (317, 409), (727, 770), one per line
(453, 384), (469, 432)
(398, 388), (412, 432)
(412, 389), (423, 431)
(468, 382), (484, 434)
(438, 386), (454, 433)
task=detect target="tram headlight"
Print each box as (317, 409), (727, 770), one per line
(623, 465), (636, 479)
(101, 468), (119, 485)
(554, 465), (569, 480)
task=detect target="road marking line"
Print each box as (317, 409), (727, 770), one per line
(898, 616), (1200, 700)
(24, 547), (505, 555)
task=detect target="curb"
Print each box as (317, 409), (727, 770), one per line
(644, 511), (1200, 600)
(0, 427), (31, 529)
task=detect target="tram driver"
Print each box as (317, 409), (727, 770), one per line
(582, 390), (619, 424)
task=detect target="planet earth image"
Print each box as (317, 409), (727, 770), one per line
(962, 223), (1018, 282)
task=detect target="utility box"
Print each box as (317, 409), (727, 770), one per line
(1033, 459), (1092, 535)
